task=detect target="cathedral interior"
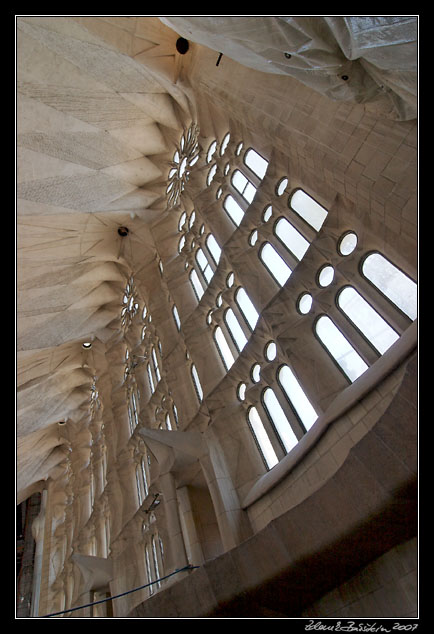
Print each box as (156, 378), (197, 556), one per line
(16, 16), (418, 619)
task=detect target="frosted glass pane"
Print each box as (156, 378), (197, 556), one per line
(235, 287), (259, 330)
(316, 315), (368, 382)
(172, 305), (181, 330)
(290, 190), (328, 231)
(362, 253), (417, 320)
(215, 326), (235, 370)
(206, 234), (221, 264)
(196, 248), (208, 271)
(224, 195), (244, 226)
(338, 286), (399, 354)
(260, 242), (292, 286)
(244, 148), (268, 179)
(244, 182), (257, 203)
(275, 217), (310, 261)
(232, 170), (248, 193)
(263, 388), (298, 453)
(189, 269), (204, 300)
(248, 407), (278, 469)
(278, 365), (318, 431)
(225, 308), (248, 351)
(191, 364), (203, 401)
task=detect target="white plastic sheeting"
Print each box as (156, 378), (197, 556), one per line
(160, 16), (417, 120)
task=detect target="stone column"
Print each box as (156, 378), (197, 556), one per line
(158, 471), (189, 572)
(176, 485), (205, 566)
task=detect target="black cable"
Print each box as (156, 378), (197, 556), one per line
(40, 564), (200, 618)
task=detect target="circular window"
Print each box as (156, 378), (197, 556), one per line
(248, 229), (258, 246)
(262, 205), (273, 222)
(251, 363), (261, 383)
(220, 132), (231, 156)
(338, 231), (358, 256)
(297, 292), (313, 314)
(226, 272), (235, 288)
(317, 264), (335, 288)
(276, 177), (288, 196)
(235, 142), (244, 156)
(237, 382), (247, 401)
(264, 341), (277, 361)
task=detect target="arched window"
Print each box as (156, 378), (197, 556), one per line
(262, 387), (299, 453)
(259, 242), (292, 286)
(247, 406), (278, 470)
(172, 403), (179, 428)
(195, 247), (214, 283)
(231, 169), (257, 203)
(274, 216), (310, 261)
(145, 545), (154, 595)
(206, 234), (221, 265)
(136, 465), (143, 506)
(151, 535), (161, 589)
(235, 287), (259, 330)
(151, 347), (161, 383)
(165, 412), (172, 431)
(214, 325), (235, 370)
(172, 304), (181, 331)
(141, 456), (149, 499)
(189, 268), (205, 301)
(315, 315), (369, 382)
(337, 286), (400, 355)
(244, 148), (268, 180)
(361, 252), (417, 321)
(277, 365), (318, 432)
(224, 308), (248, 352)
(191, 364), (203, 402)
(147, 363), (155, 394)
(223, 194), (244, 226)
(289, 189), (328, 232)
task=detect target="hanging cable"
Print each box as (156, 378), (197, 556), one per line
(40, 564), (200, 618)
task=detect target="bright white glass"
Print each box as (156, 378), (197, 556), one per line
(337, 286), (399, 354)
(275, 217), (310, 261)
(214, 326), (235, 370)
(264, 341), (277, 361)
(290, 190), (328, 231)
(235, 287), (259, 330)
(263, 388), (298, 453)
(206, 234), (221, 264)
(362, 252), (417, 320)
(191, 364), (203, 401)
(315, 315), (369, 382)
(248, 406), (279, 469)
(278, 365), (318, 431)
(260, 242), (292, 286)
(338, 231), (358, 255)
(298, 293), (313, 314)
(189, 269), (204, 300)
(172, 305), (181, 330)
(224, 308), (248, 351)
(224, 195), (244, 226)
(244, 148), (269, 179)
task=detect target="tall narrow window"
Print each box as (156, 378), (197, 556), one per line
(195, 248), (214, 283)
(231, 169), (257, 203)
(289, 189), (328, 231)
(361, 252), (417, 321)
(206, 234), (221, 265)
(315, 315), (369, 382)
(262, 387), (299, 453)
(151, 536), (161, 588)
(145, 545), (154, 596)
(147, 363), (155, 394)
(278, 365), (318, 431)
(151, 347), (161, 383)
(259, 242), (292, 286)
(235, 287), (259, 330)
(172, 305), (181, 331)
(337, 286), (400, 354)
(141, 456), (149, 498)
(274, 217), (310, 261)
(223, 194), (245, 226)
(136, 466), (143, 506)
(191, 364), (203, 402)
(189, 268), (204, 301)
(224, 308), (248, 352)
(247, 406), (279, 470)
(214, 326), (235, 370)
(244, 148), (268, 180)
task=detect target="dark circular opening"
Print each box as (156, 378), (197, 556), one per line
(341, 75), (349, 81)
(284, 52), (291, 59)
(118, 226), (129, 237)
(176, 37), (189, 55)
